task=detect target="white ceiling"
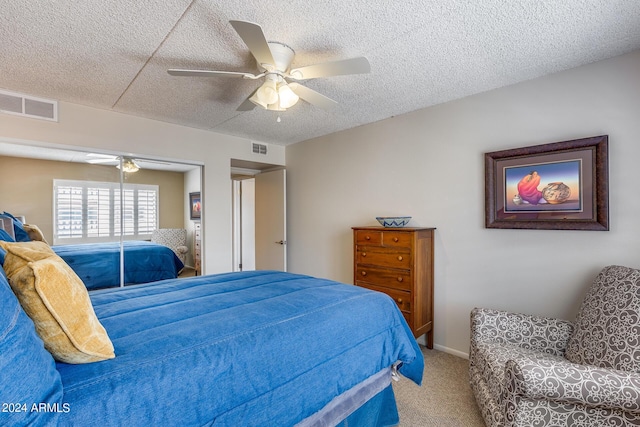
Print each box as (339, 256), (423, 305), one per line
(2, 1), (640, 146)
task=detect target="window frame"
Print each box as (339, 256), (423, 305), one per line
(53, 179), (159, 245)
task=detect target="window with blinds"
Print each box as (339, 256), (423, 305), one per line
(53, 179), (158, 244)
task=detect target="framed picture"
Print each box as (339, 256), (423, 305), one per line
(485, 135), (609, 230)
(189, 192), (201, 220)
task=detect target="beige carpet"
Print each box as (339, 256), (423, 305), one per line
(393, 347), (486, 426)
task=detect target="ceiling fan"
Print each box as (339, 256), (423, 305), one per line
(167, 20), (371, 112)
(86, 154), (171, 173)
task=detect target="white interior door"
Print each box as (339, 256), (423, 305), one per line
(232, 178), (256, 272)
(240, 179), (255, 270)
(255, 169), (286, 271)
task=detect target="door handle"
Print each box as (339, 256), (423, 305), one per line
(275, 240), (286, 245)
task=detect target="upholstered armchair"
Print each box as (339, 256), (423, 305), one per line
(469, 265), (640, 427)
(151, 229), (188, 264)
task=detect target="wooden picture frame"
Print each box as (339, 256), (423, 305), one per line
(485, 135), (609, 230)
(189, 192), (201, 220)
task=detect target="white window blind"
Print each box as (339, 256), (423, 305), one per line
(87, 187), (111, 238)
(55, 185), (83, 239)
(137, 189), (157, 235)
(53, 179), (158, 244)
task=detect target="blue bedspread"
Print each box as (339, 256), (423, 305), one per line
(52, 241), (184, 290)
(56, 271), (423, 426)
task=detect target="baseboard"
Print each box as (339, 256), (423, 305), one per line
(432, 344), (469, 360)
(416, 336), (469, 359)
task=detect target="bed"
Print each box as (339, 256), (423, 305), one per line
(52, 241), (185, 289)
(1, 251), (423, 426)
(0, 212), (184, 289)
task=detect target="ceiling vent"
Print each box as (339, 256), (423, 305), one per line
(0, 89), (58, 122)
(252, 142), (267, 155)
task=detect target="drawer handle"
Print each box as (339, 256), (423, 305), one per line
(393, 237), (399, 242)
(397, 277), (403, 282)
(396, 298), (403, 304)
(361, 271), (367, 276)
(362, 252), (367, 257)
(397, 255), (403, 261)
(365, 235), (371, 240)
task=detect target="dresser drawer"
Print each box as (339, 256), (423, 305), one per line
(382, 231), (413, 248)
(356, 248), (411, 269)
(355, 265), (412, 291)
(353, 226), (435, 347)
(356, 282), (411, 313)
(355, 230), (382, 246)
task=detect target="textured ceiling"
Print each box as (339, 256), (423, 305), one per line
(1, 1), (640, 146)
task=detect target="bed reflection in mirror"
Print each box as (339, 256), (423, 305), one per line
(0, 142), (202, 289)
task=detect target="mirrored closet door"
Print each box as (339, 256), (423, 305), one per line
(0, 142), (202, 289)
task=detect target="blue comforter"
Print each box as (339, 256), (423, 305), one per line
(56, 271), (423, 426)
(52, 241), (184, 290)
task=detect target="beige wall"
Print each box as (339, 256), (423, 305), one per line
(285, 50), (640, 357)
(0, 155), (185, 243)
(0, 102), (285, 273)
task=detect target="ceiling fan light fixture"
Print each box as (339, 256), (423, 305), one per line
(256, 79), (278, 105)
(117, 157), (140, 173)
(267, 102), (285, 112)
(250, 80), (298, 111)
(249, 91), (268, 109)
(249, 90), (270, 109)
(277, 83), (299, 109)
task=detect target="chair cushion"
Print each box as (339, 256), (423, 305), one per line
(472, 341), (567, 408)
(565, 265), (640, 373)
(0, 268), (63, 426)
(0, 241), (115, 364)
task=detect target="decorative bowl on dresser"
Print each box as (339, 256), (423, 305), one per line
(352, 226), (435, 348)
(375, 216), (412, 227)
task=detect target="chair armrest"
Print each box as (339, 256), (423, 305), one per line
(176, 246), (188, 255)
(506, 356), (640, 413)
(470, 308), (573, 356)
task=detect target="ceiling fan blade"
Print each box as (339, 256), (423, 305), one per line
(87, 153), (117, 158)
(229, 20), (275, 68)
(86, 154), (118, 164)
(168, 69), (256, 79)
(289, 57), (370, 80)
(288, 83), (338, 110)
(138, 159), (171, 165)
(87, 158), (118, 164)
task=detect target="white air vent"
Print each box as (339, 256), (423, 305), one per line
(0, 89), (58, 122)
(252, 142), (267, 155)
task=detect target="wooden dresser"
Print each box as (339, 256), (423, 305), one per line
(193, 222), (201, 275)
(353, 226), (435, 348)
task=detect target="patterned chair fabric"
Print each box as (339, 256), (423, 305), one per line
(469, 265), (640, 427)
(151, 229), (188, 264)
